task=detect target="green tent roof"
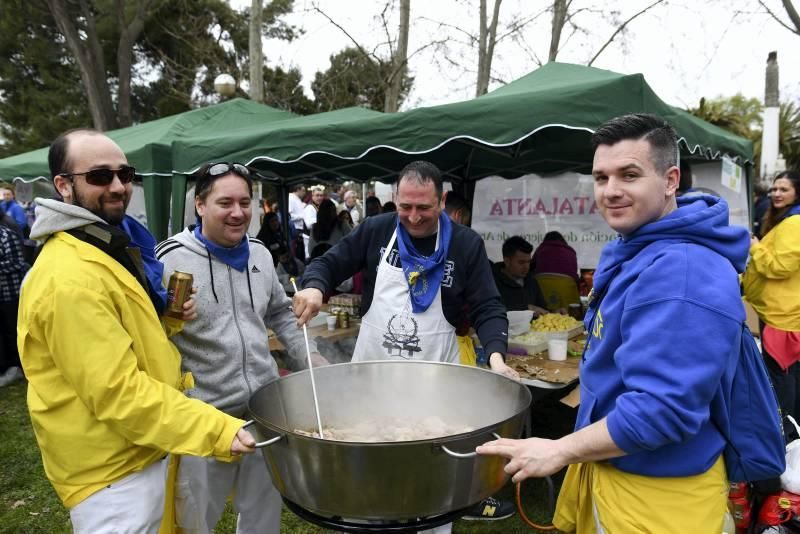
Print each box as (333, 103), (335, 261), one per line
(0, 98), (296, 182)
(0, 62), (752, 187)
(170, 62), (752, 184)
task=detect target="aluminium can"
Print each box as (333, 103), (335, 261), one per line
(165, 271), (193, 319)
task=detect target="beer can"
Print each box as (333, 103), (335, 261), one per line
(165, 271), (193, 319)
(337, 309), (350, 329)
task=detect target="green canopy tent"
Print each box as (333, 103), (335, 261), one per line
(170, 62), (753, 190)
(0, 98), (296, 239)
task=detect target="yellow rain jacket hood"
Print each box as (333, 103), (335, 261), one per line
(19, 199), (244, 508)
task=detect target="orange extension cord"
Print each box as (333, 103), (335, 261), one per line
(515, 480), (558, 531)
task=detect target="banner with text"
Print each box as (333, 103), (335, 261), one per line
(473, 173), (610, 268)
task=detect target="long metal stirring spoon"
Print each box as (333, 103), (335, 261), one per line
(291, 278), (325, 439)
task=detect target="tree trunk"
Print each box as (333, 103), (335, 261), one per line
(475, 0), (502, 97)
(384, 0), (410, 113)
(249, 0), (264, 102)
(548, 0), (567, 62)
(116, 0), (151, 127)
(47, 0), (118, 130)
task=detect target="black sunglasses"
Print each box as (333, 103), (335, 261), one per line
(62, 165), (136, 186)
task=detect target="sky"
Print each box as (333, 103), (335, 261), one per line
(230, 0), (800, 112)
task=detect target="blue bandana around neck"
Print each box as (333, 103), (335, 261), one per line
(119, 215), (167, 314)
(396, 212), (452, 313)
(193, 224), (250, 272)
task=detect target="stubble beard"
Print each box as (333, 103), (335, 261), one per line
(73, 186), (130, 226)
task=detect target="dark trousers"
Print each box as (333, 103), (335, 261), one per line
(763, 345), (800, 441)
(0, 298), (20, 373)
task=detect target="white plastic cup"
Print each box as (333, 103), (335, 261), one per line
(548, 331), (568, 361)
(326, 315), (337, 331)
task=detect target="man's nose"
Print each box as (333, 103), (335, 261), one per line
(108, 174), (127, 193)
(604, 176), (623, 197)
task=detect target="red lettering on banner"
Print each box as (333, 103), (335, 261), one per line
(487, 196), (600, 217)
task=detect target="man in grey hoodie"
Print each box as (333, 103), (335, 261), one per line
(157, 162), (328, 533)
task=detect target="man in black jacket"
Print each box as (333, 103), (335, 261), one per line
(293, 161), (517, 379)
(493, 235), (548, 314)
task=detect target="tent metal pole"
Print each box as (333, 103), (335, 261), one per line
(142, 175), (171, 241)
(170, 174), (187, 236)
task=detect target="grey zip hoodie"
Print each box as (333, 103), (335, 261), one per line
(156, 228), (312, 418)
(29, 197), (107, 240)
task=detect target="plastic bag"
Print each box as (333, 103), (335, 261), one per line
(780, 415), (800, 493)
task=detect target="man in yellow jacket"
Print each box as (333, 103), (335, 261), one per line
(18, 129), (258, 533)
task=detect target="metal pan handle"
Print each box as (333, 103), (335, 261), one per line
(242, 419), (285, 448)
(440, 432), (501, 459)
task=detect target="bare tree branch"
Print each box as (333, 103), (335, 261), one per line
(588, 0), (666, 66)
(311, 4), (380, 62)
(759, 0), (800, 35)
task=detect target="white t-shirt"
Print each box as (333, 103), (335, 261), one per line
(288, 194), (306, 230)
(303, 203), (319, 230)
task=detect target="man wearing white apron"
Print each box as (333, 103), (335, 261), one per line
(294, 161), (519, 533)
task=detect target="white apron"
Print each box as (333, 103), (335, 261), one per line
(352, 229), (460, 364)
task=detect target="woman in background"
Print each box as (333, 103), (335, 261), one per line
(255, 212), (286, 267)
(309, 199), (350, 257)
(531, 231), (579, 282)
(743, 170), (800, 437)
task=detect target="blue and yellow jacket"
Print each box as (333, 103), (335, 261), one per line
(580, 195), (749, 477)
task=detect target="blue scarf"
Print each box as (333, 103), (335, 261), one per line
(119, 215), (167, 314)
(396, 212), (452, 313)
(193, 225), (250, 272)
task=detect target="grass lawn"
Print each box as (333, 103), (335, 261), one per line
(1, 380), (560, 533)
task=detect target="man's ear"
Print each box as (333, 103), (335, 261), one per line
(195, 197), (205, 218)
(665, 165), (680, 196)
(53, 175), (73, 201)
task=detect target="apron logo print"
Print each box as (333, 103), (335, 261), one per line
(382, 313), (422, 358)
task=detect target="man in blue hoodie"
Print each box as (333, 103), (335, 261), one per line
(478, 113), (750, 532)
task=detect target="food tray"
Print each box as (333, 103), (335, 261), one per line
(508, 337), (548, 356)
(507, 353), (579, 385)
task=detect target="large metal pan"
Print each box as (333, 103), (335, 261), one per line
(246, 360), (531, 521)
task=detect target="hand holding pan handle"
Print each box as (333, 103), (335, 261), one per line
(440, 432), (502, 459)
(242, 420), (285, 448)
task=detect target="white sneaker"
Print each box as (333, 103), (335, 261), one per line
(0, 366), (24, 387)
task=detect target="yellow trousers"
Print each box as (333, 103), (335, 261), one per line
(553, 456), (728, 533)
(457, 335), (478, 367)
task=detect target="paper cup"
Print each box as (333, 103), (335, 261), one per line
(326, 316), (337, 331)
(548, 332), (568, 361)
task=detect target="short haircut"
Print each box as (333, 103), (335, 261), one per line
(444, 191), (467, 214)
(502, 235), (533, 258)
(344, 190), (357, 200)
(398, 161), (443, 198)
(364, 196), (382, 217)
(48, 128), (102, 179)
(591, 113), (678, 174)
(192, 162), (253, 201)
(290, 184), (305, 193)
